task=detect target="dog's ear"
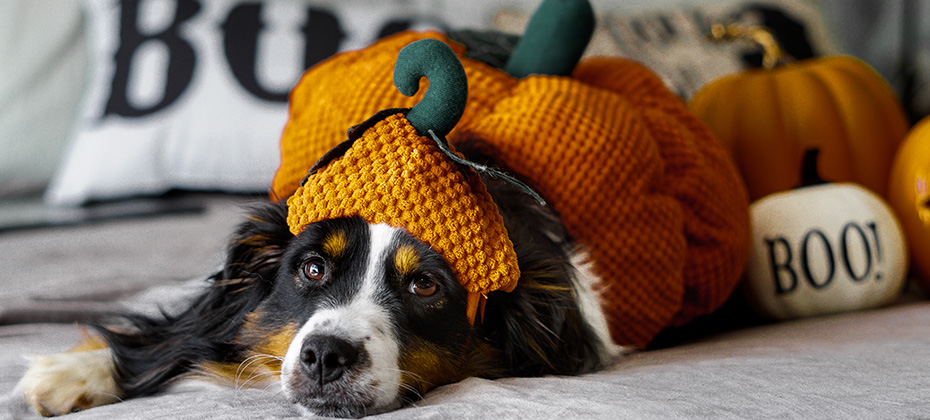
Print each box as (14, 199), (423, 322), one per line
(222, 200), (294, 286)
(94, 200), (294, 398)
(479, 250), (606, 377)
(474, 175), (607, 377)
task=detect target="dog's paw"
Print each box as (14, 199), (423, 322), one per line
(17, 349), (121, 417)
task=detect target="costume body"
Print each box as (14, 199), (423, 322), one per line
(275, 31), (749, 347)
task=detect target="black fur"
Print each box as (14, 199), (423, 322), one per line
(459, 140), (607, 377)
(93, 202), (293, 397)
(479, 179), (605, 376)
(94, 145), (609, 406)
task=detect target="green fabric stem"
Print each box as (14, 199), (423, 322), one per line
(393, 39), (468, 137)
(504, 0), (595, 78)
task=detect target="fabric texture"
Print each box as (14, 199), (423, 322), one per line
(287, 113), (519, 322)
(272, 31), (750, 346)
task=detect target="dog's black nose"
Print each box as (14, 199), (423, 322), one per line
(300, 335), (359, 384)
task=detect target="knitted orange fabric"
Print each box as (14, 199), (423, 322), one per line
(286, 113), (520, 323)
(273, 31), (749, 347)
(271, 32), (513, 201)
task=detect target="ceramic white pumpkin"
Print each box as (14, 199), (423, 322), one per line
(744, 152), (909, 320)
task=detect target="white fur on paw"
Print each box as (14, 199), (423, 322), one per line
(17, 349), (121, 416)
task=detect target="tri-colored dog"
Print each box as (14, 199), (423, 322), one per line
(18, 141), (621, 418)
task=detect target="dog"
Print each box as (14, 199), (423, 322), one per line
(17, 143), (623, 418)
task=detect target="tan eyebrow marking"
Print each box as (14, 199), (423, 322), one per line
(322, 230), (347, 257)
(394, 245), (420, 276)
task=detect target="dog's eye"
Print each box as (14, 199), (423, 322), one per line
(407, 275), (438, 297)
(303, 258), (326, 281)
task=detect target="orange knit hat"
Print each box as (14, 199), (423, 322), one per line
(286, 40), (521, 323)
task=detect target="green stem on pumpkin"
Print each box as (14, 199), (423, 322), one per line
(503, 0), (595, 77)
(800, 148), (829, 187)
(393, 39), (468, 137)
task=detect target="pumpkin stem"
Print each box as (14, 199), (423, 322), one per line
(503, 0), (595, 77)
(393, 39), (468, 137)
(800, 149), (828, 188)
(709, 23), (793, 70)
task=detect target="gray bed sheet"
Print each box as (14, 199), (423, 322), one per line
(2, 195), (930, 419)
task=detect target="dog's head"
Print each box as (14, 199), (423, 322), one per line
(91, 182), (613, 418)
(236, 215), (485, 417)
(192, 168), (613, 418)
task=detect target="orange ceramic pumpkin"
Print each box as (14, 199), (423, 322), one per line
(888, 116), (930, 290)
(688, 25), (909, 202)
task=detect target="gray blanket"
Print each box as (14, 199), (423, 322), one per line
(3, 195), (930, 419)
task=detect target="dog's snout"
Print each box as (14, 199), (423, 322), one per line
(300, 335), (359, 384)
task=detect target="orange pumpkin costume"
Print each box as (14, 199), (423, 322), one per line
(275, 27), (749, 346)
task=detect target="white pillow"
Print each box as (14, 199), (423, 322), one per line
(45, 0), (488, 206)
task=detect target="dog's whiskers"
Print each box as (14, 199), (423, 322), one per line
(238, 370), (280, 391)
(235, 354), (283, 391)
(368, 366), (427, 406)
(236, 354), (281, 377)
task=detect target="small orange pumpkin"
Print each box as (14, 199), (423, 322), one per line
(688, 24), (909, 202)
(888, 116), (930, 290)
